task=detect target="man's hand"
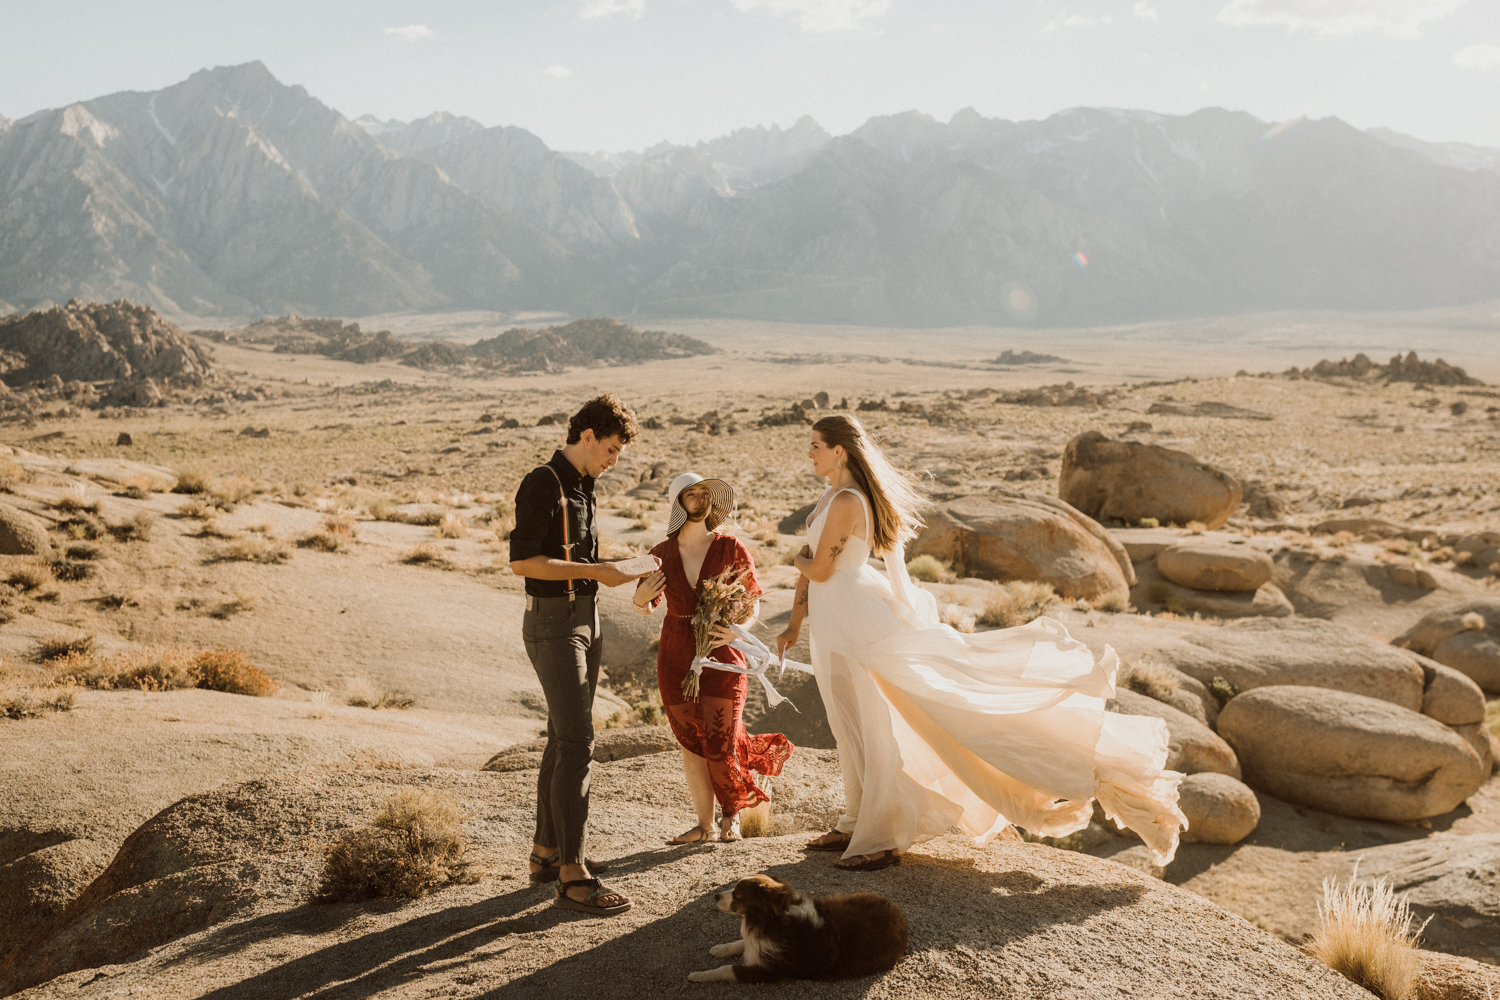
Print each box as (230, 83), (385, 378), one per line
(594, 562), (636, 588)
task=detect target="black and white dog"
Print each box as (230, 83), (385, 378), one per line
(688, 874), (908, 983)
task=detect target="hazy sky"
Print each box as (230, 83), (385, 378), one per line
(3, 0), (1497, 151)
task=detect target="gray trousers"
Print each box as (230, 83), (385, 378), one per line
(522, 593), (601, 866)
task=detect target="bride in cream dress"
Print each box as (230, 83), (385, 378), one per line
(775, 414), (1186, 871)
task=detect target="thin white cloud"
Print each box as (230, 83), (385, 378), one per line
(1453, 43), (1500, 70)
(1133, 2), (1159, 18)
(383, 24), (433, 42)
(1046, 13), (1114, 31)
(545, 65), (574, 78)
(732, 0), (892, 32)
(579, 0), (645, 19)
(1217, 0), (1466, 37)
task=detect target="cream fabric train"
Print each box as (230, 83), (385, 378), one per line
(804, 487), (1187, 865)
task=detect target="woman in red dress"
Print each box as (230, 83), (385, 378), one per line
(633, 473), (794, 843)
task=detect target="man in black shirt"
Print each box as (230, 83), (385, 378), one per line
(509, 392), (650, 917)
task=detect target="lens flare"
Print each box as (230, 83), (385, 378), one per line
(999, 281), (1038, 320)
(1073, 251), (1088, 269)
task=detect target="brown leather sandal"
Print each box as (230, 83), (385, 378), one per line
(804, 829), (852, 852)
(834, 851), (901, 872)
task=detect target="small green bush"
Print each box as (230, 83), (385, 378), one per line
(905, 554), (948, 583)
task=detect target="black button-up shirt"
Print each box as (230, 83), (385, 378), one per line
(510, 450), (599, 598)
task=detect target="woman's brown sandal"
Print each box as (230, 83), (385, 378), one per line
(554, 878), (632, 916)
(666, 825), (715, 845)
(804, 829), (852, 852)
(834, 851), (901, 872)
(528, 850), (609, 883)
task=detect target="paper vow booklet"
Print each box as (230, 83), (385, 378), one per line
(615, 554), (660, 576)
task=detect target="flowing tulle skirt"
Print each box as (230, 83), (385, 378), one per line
(808, 553), (1186, 865)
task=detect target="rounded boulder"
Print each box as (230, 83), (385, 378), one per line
(1178, 772), (1261, 845)
(909, 489), (1134, 602)
(1059, 431), (1242, 530)
(1393, 598), (1500, 693)
(0, 503), (51, 555)
(1110, 688), (1240, 779)
(1157, 543), (1274, 593)
(1217, 686), (1486, 822)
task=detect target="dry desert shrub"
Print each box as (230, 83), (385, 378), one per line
(50, 559), (94, 582)
(1184, 520), (1208, 534)
(604, 689), (667, 728)
(50, 646), (277, 696)
(108, 511), (155, 542)
(1309, 870), (1428, 1000)
(1123, 660), (1183, 703)
(211, 477), (258, 508)
(941, 603), (976, 633)
(436, 511), (467, 539)
(739, 779), (775, 838)
(366, 496), (401, 521)
(176, 497), (219, 519)
(53, 484), (101, 515)
(979, 581), (1058, 628)
(6, 560), (52, 590)
(300, 512), (359, 552)
(209, 590), (259, 619)
(0, 459), (31, 492)
(2, 685), (77, 719)
(60, 515), (105, 540)
(118, 474), (153, 500)
(309, 689), (332, 720)
(172, 468), (215, 495)
(1137, 517), (1160, 528)
(66, 541), (100, 560)
(222, 534), (291, 564)
(1486, 698), (1499, 738)
(1089, 589), (1131, 613)
(402, 543), (447, 567)
(37, 632), (93, 665)
(1462, 611), (1487, 631)
(345, 675), (416, 710)
(905, 554), (949, 583)
(315, 788), (474, 903)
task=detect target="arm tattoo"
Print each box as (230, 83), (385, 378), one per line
(796, 588), (809, 608)
(827, 535), (848, 561)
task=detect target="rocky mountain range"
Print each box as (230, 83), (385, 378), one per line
(2, 61), (1497, 326)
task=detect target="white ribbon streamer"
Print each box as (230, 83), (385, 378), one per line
(690, 623), (814, 710)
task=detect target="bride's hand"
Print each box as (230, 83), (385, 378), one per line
(775, 623), (800, 659)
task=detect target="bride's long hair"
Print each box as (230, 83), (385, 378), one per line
(812, 414), (929, 554)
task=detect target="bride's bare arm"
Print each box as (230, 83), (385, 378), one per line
(777, 579), (808, 659)
(794, 492), (862, 584)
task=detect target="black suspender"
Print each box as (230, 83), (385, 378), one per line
(540, 464), (577, 601)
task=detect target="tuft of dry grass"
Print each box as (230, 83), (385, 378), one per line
(2, 684), (77, 719)
(979, 580), (1057, 628)
(905, 554), (949, 583)
(172, 468), (215, 495)
(66, 541), (100, 561)
(309, 690), (332, 720)
(1137, 517), (1160, 528)
(209, 590), (259, 619)
(117, 474), (153, 499)
(604, 689), (667, 729)
(315, 788), (475, 903)
(365, 497), (401, 521)
(108, 511), (155, 542)
(1123, 660), (1183, 704)
(0, 459), (32, 492)
(345, 675), (416, 710)
(1185, 520), (1208, 534)
(50, 559), (94, 582)
(6, 560), (52, 590)
(176, 497), (219, 519)
(1462, 611), (1487, 631)
(402, 543), (448, 567)
(738, 778), (775, 838)
(53, 484), (101, 515)
(1308, 870), (1428, 1000)
(1486, 698), (1499, 738)
(60, 515), (105, 540)
(940, 603), (977, 633)
(436, 511), (467, 539)
(1089, 588), (1131, 613)
(221, 535), (291, 564)
(299, 513), (358, 553)
(49, 645), (277, 696)
(211, 477), (257, 508)
(36, 633), (93, 664)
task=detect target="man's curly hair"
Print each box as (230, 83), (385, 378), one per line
(566, 393), (640, 445)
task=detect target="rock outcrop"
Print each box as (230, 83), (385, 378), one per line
(0, 300), (212, 387)
(0, 502), (51, 555)
(1177, 772), (1261, 845)
(1216, 686), (1487, 821)
(1394, 598), (1500, 693)
(1156, 543), (1274, 592)
(1059, 431), (1243, 529)
(1110, 689), (1241, 779)
(909, 489), (1134, 601)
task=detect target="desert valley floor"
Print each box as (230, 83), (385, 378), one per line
(1, 306), (1498, 998)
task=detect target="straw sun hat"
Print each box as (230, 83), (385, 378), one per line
(666, 473), (736, 535)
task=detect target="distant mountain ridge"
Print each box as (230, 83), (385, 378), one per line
(2, 62), (1498, 326)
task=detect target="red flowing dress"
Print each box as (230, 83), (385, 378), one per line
(640, 533), (794, 817)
